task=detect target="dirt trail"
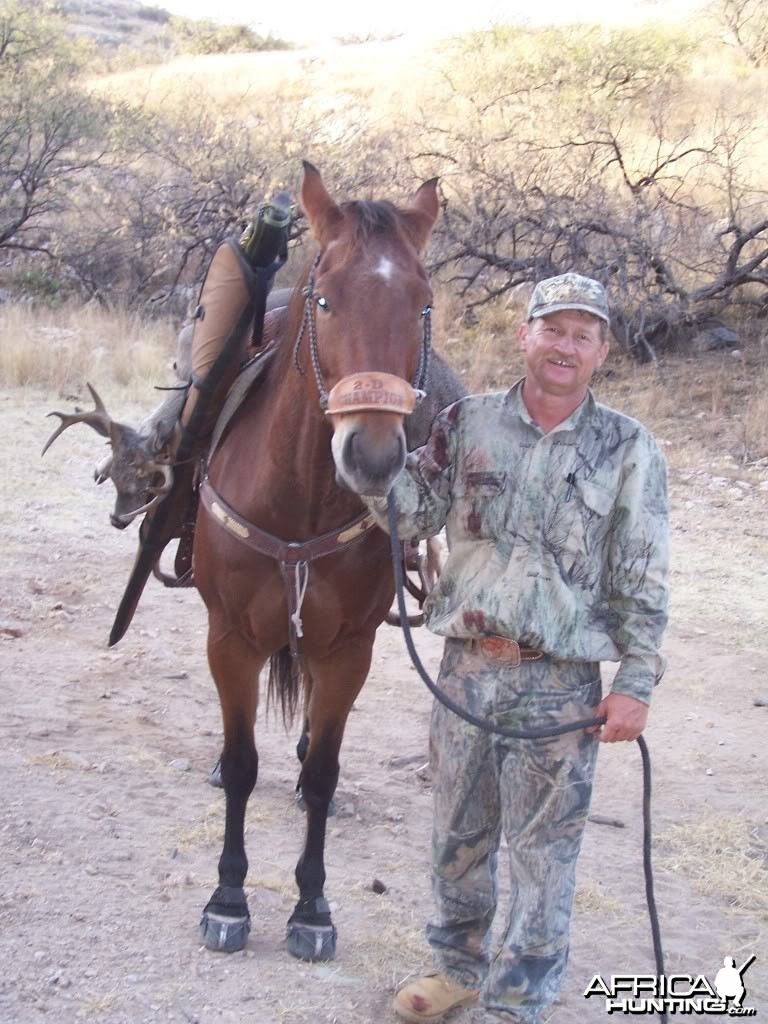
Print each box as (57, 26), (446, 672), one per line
(1, 391), (766, 1023)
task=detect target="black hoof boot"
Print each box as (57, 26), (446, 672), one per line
(286, 897), (337, 961)
(200, 886), (250, 953)
(294, 790), (336, 817)
(208, 760), (223, 788)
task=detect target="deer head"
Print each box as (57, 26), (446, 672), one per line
(42, 383), (174, 529)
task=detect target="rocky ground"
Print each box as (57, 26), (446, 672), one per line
(1, 388), (766, 1023)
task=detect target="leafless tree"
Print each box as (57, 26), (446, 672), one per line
(0, 1), (112, 257)
(416, 31), (768, 359)
(711, 0), (768, 68)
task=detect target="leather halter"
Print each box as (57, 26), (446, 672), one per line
(292, 251), (432, 413)
(199, 478), (378, 657)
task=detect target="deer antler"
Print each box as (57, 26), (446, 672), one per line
(41, 383), (114, 456)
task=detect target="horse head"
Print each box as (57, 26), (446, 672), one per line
(297, 162), (439, 497)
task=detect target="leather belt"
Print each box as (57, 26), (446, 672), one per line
(472, 635), (545, 667)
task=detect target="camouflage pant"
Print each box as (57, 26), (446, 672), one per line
(427, 638), (601, 1023)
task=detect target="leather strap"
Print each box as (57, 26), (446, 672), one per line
(326, 372), (420, 416)
(200, 479), (376, 562)
(199, 478), (379, 656)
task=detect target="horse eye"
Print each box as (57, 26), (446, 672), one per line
(316, 296), (329, 311)
(421, 305), (432, 317)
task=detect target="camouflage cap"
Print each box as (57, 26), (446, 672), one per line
(527, 273), (610, 325)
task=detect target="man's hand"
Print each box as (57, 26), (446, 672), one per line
(589, 692), (649, 743)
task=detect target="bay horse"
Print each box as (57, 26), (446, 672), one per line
(195, 162), (443, 960)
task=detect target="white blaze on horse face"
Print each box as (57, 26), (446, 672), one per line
(375, 257), (394, 281)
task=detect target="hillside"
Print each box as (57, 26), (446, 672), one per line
(58, 0), (172, 51)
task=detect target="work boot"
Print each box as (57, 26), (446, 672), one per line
(394, 972), (480, 1023)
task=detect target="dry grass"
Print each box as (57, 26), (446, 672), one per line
(87, 37), (446, 118)
(341, 894), (431, 988)
(660, 814), (768, 918)
(26, 751), (87, 771)
(80, 992), (118, 1014)
(574, 878), (626, 917)
(5, 298), (768, 468)
(172, 803), (223, 849)
(173, 800), (277, 850)
(0, 303), (176, 399)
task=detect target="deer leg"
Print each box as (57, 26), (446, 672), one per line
(286, 642), (372, 961)
(200, 628), (262, 953)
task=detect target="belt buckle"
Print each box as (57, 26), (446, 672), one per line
(481, 635), (521, 667)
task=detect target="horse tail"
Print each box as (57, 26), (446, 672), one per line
(267, 646), (304, 726)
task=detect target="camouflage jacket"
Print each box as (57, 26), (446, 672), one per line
(368, 380), (669, 703)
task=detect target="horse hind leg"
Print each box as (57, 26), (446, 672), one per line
(295, 693), (337, 817)
(200, 630), (262, 954)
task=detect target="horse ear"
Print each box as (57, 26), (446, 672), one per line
(301, 161), (344, 245)
(401, 177), (440, 253)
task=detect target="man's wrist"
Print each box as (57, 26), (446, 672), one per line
(610, 679), (652, 706)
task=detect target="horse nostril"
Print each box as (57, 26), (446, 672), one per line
(344, 430), (360, 471)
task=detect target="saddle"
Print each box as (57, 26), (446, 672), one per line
(109, 200), (290, 646)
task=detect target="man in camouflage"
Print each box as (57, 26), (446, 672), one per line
(364, 273), (669, 1023)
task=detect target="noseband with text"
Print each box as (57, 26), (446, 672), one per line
(292, 252), (432, 415)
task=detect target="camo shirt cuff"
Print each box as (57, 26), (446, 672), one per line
(610, 657), (664, 706)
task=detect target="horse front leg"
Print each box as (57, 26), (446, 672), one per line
(200, 627), (263, 953)
(286, 644), (371, 961)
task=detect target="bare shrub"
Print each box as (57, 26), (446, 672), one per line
(711, 0), (768, 68)
(419, 25), (768, 359)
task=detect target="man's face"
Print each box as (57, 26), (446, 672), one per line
(519, 310), (609, 397)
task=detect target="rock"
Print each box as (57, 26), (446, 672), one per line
(0, 624), (23, 638)
(165, 672), (189, 680)
(371, 879), (388, 894)
(753, 696), (768, 708)
(588, 813), (626, 829)
(692, 324), (741, 353)
(705, 768), (714, 776)
(385, 806), (404, 823)
(170, 758), (191, 772)
(388, 753), (428, 768)
(48, 971), (71, 989)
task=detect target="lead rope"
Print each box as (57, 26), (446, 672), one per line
(386, 492), (667, 1021)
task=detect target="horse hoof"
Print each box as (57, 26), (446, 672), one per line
(200, 910), (250, 953)
(209, 760), (223, 788)
(286, 921), (337, 961)
(294, 792), (336, 817)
